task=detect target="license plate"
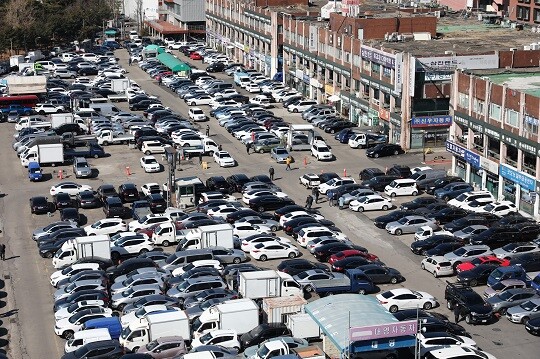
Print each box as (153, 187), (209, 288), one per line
(481, 320), (487, 323)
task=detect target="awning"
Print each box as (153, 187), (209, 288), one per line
(157, 53), (191, 73)
(144, 45), (165, 54)
(328, 95), (341, 102)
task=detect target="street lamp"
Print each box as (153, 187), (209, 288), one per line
(164, 147), (177, 207)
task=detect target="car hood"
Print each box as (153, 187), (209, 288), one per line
(385, 221), (402, 229)
(506, 305), (527, 316)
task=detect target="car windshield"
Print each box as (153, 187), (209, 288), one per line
(122, 287), (135, 297)
(67, 302), (80, 313)
(502, 243), (519, 251)
(275, 149), (287, 154)
(80, 192), (93, 200)
(398, 217), (410, 224)
(520, 300), (537, 311)
(177, 281), (190, 292)
(498, 291), (514, 300)
(453, 247), (467, 256)
(146, 340), (159, 351)
(462, 226), (476, 234)
(199, 331), (213, 343)
(484, 203), (496, 211)
(454, 194), (467, 202)
(135, 306), (148, 317)
(490, 282), (506, 290)
(296, 272), (310, 279)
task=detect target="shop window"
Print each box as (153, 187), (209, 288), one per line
(505, 109), (519, 127)
(489, 103), (501, 121)
(372, 89), (380, 105)
(505, 145), (518, 167)
(487, 137), (500, 159)
(524, 115), (539, 134)
(522, 152), (537, 176)
(458, 93), (469, 109)
(371, 63), (381, 74)
(473, 99), (484, 115)
(363, 60), (370, 71)
(382, 66), (391, 78)
(517, 6), (531, 20)
(535, 9), (540, 23)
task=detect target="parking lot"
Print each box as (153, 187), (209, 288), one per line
(1, 47), (539, 359)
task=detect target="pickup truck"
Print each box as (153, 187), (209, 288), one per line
(64, 144), (106, 159)
(444, 281), (493, 325)
(96, 130), (134, 146)
(312, 269), (375, 296)
(1, 104), (32, 116)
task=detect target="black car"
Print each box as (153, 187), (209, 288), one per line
(319, 172), (340, 184)
(134, 128), (160, 140)
(424, 242), (464, 257)
(510, 252), (540, 272)
(53, 289), (109, 312)
(469, 226), (520, 248)
(366, 143), (404, 158)
(373, 210), (416, 229)
(226, 94), (250, 104)
(273, 205), (320, 220)
(331, 257), (374, 272)
(226, 173), (251, 192)
(37, 228), (87, 248)
(360, 176), (400, 192)
(60, 207), (81, 225)
(414, 202), (451, 216)
(514, 222), (540, 241)
(102, 197), (131, 218)
(248, 195), (295, 212)
(283, 217), (322, 235)
(239, 323), (290, 349)
(197, 199), (234, 213)
(97, 184), (119, 203)
(313, 242), (359, 262)
(386, 165), (411, 178)
(206, 176), (231, 194)
(76, 191), (101, 209)
(456, 263), (499, 286)
(410, 235), (459, 255)
(118, 183), (140, 203)
(324, 120), (355, 134)
(54, 123), (84, 135)
(54, 192), (78, 210)
(443, 215), (496, 232)
(60, 339), (123, 359)
(525, 317), (540, 336)
(277, 259), (329, 276)
(77, 67), (98, 76)
(418, 317), (471, 338)
(424, 176), (465, 194)
(400, 197), (440, 211)
(356, 264), (403, 284)
(146, 193), (166, 213)
(428, 207), (469, 225)
(206, 62), (226, 72)
(106, 257), (157, 281)
(359, 168), (385, 181)
(30, 196), (51, 214)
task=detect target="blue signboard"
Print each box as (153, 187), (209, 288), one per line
(500, 164), (536, 191)
(350, 335), (416, 352)
(411, 115), (452, 128)
(446, 141), (465, 157)
(464, 150), (480, 168)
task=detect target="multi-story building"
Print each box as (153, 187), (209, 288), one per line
(509, 0), (540, 24)
(145, 0), (206, 40)
(449, 68), (540, 217)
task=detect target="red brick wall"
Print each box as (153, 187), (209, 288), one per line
(474, 78), (487, 100)
(500, 50), (540, 68)
(490, 83), (503, 105)
(525, 94), (540, 118)
(255, 0), (308, 6)
(437, 0), (469, 10)
(505, 87), (521, 111)
(457, 72), (471, 93)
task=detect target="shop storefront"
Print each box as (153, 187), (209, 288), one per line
(410, 115), (452, 149)
(500, 164), (538, 216)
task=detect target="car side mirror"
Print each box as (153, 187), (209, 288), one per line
(155, 349), (161, 353)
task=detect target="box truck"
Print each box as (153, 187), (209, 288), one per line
(9, 55), (25, 70)
(20, 143), (65, 167)
(192, 299), (259, 337)
(120, 310), (190, 352)
(176, 224), (234, 251)
(52, 235), (111, 269)
(262, 295), (307, 324)
(50, 113), (75, 128)
(286, 313), (321, 341)
(238, 270), (303, 299)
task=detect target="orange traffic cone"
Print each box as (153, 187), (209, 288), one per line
(344, 168), (347, 177)
(125, 166), (131, 176)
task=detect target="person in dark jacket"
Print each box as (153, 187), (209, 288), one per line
(269, 167), (275, 181)
(312, 186), (319, 204)
(305, 195), (313, 210)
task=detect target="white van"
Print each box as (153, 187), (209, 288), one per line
(384, 178), (419, 197)
(64, 328), (111, 353)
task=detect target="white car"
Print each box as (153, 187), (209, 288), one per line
(477, 200), (518, 217)
(242, 190), (288, 204)
(214, 89), (239, 98)
(84, 218), (127, 235)
(250, 241), (299, 261)
(422, 347), (496, 359)
(110, 235), (154, 259)
(317, 177), (355, 194)
(460, 198), (496, 213)
(34, 103), (64, 114)
(447, 191), (495, 209)
(299, 173), (321, 188)
(50, 263), (101, 287)
(54, 308), (112, 338)
(376, 288), (438, 313)
(120, 304), (181, 328)
(188, 107), (208, 122)
(349, 195), (393, 212)
(174, 133), (203, 147)
(141, 140), (171, 155)
(207, 204), (240, 219)
(128, 214), (169, 231)
(50, 182), (93, 197)
(420, 256), (455, 277)
(279, 211), (325, 227)
(213, 151), (236, 167)
(232, 223), (272, 238)
(288, 100), (318, 113)
(241, 236), (291, 252)
(140, 156), (161, 173)
(54, 300), (108, 321)
(172, 259), (224, 277)
(296, 226), (348, 247)
(245, 83), (261, 93)
(191, 329), (240, 349)
(417, 332), (477, 356)
(187, 95), (213, 106)
(311, 141), (333, 161)
(141, 183), (161, 196)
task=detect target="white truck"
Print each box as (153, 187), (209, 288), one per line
(50, 113), (74, 128)
(108, 79), (130, 102)
(6, 75), (47, 95)
(348, 132), (388, 149)
(152, 221), (192, 247)
(25, 50), (44, 62)
(52, 235), (111, 269)
(286, 313), (321, 341)
(120, 310), (190, 352)
(192, 299), (259, 338)
(250, 341), (325, 359)
(262, 295), (307, 324)
(176, 224), (234, 251)
(96, 130), (134, 146)
(20, 143), (65, 167)
(9, 55), (25, 70)
(238, 270), (303, 300)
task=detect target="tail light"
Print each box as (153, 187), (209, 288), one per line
(252, 250), (260, 253)
(379, 300), (387, 304)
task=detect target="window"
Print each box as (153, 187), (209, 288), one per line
(473, 99), (484, 114)
(363, 59), (370, 71)
(535, 9), (540, 22)
(489, 103), (501, 120)
(458, 93), (469, 108)
(524, 114), (539, 134)
(382, 66), (391, 78)
(371, 62), (381, 74)
(505, 108), (519, 127)
(518, 6), (531, 20)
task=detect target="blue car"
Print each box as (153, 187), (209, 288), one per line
(334, 128), (357, 143)
(28, 161), (43, 181)
(434, 182), (473, 201)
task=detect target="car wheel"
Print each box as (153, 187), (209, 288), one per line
(45, 251), (54, 259)
(271, 226), (277, 232)
(233, 257), (241, 264)
(162, 240), (170, 247)
(358, 289), (366, 295)
(393, 150), (399, 155)
(465, 314), (473, 324)
(522, 316), (530, 324)
(395, 229), (402, 236)
(358, 207), (364, 212)
(374, 153), (380, 158)
(447, 301), (454, 310)
(412, 191), (418, 196)
(470, 279), (478, 287)
(132, 346), (140, 353)
(499, 307), (507, 315)
(139, 248), (148, 254)
(258, 206), (265, 212)
(190, 102), (196, 106)
(288, 251), (297, 259)
(259, 149), (264, 153)
(259, 254), (268, 261)
(144, 150), (151, 155)
(423, 302), (433, 310)
(93, 154), (99, 159)
(382, 205), (389, 210)
(103, 141), (109, 146)
(390, 192), (396, 198)
(62, 330), (74, 339)
(389, 305), (398, 313)
(390, 277), (398, 284)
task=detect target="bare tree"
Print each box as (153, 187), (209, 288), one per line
(136, 0), (143, 34)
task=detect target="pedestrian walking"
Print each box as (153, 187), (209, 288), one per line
(328, 193), (335, 207)
(158, 76), (162, 86)
(454, 303), (463, 323)
(206, 125), (210, 137)
(246, 143), (251, 155)
(128, 57), (132, 66)
(312, 186), (319, 203)
(305, 195), (313, 210)
(218, 144), (223, 151)
(285, 156), (292, 171)
(0, 243), (5, 261)
(269, 166), (275, 181)
(199, 152), (203, 165)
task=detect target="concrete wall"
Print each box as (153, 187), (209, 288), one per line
(124, 0), (160, 21)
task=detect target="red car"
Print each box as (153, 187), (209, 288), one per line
(190, 52), (202, 60)
(328, 249), (379, 265)
(455, 255), (510, 273)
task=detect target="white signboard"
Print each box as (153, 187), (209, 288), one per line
(417, 54), (499, 70)
(309, 25), (319, 52)
(394, 52), (403, 93)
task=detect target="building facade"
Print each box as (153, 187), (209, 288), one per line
(145, 0), (206, 40)
(509, 0), (540, 24)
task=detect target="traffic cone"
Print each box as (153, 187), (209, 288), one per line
(58, 169), (63, 179)
(125, 166), (131, 176)
(304, 157), (307, 167)
(343, 168), (347, 177)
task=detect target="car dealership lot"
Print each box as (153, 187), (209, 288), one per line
(0, 49), (538, 359)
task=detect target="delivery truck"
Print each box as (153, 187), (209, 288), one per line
(50, 113), (75, 128)
(192, 299), (259, 338)
(96, 130), (134, 145)
(286, 313), (321, 341)
(20, 143), (65, 167)
(176, 224), (234, 251)
(52, 235), (111, 269)
(120, 310), (190, 352)
(262, 295), (307, 324)
(152, 221), (192, 247)
(238, 270), (303, 299)
(9, 55), (25, 70)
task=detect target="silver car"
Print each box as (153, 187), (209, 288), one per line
(453, 225), (489, 241)
(292, 269), (343, 292)
(236, 216), (280, 232)
(340, 189), (375, 207)
(270, 147), (289, 163)
(443, 245), (493, 267)
(493, 242), (540, 260)
(486, 288), (539, 315)
(209, 247), (247, 264)
(53, 279), (107, 301)
(506, 298), (540, 323)
(166, 276), (226, 305)
(386, 215), (438, 235)
(110, 272), (166, 295)
(113, 267), (170, 284)
(111, 284), (162, 310)
(32, 221), (78, 241)
(483, 279), (528, 299)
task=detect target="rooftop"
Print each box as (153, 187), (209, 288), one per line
(467, 68), (540, 97)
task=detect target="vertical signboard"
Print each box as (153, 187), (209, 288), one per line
(309, 25), (318, 52)
(394, 52), (403, 94)
(409, 56), (416, 97)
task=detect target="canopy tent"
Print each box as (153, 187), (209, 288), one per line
(157, 53), (191, 75)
